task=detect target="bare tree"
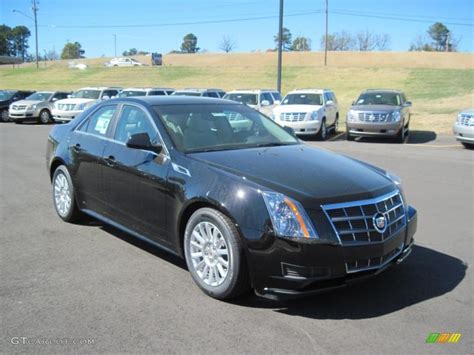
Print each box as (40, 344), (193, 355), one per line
(375, 34), (391, 51)
(320, 31), (354, 51)
(355, 30), (377, 51)
(45, 49), (59, 61)
(219, 35), (237, 53)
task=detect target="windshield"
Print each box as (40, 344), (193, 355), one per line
(223, 93), (258, 106)
(153, 104), (299, 153)
(356, 92), (401, 106)
(71, 90), (101, 99)
(172, 92), (202, 97)
(0, 91), (14, 101)
(282, 93), (323, 106)
(118, 90), (146, 98)
(26, 92), (53, 101)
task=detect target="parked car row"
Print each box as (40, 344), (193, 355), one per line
(1, 87), (472, 148)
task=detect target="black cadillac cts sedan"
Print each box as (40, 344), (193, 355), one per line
(46, 96), (417, 300)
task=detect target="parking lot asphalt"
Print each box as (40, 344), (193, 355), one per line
(1, 123), (472, 354)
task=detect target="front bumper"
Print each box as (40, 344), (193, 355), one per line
(453, 123), (474, 144)
(347, 121), (403, 137)
(248, 205), (417, 300)
(276, 119), (322, 135)
(52, 109), (81, 122)
(9, 109), (39, 121)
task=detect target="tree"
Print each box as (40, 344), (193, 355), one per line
(291, 37), (311, 51)
(274, 27), (292, 51)
(0, 25), (12, 56)
(219, 35), (237, 53)
(61, 42), (85, 59)
(10, 26), (31, 61)
(122, 48), (138, 56)
(320, 31), (354, 51)
(355, 30), (377, 51)
(374, 34), (391, 51)
(408, 34), (434, 51)
(428, 22), (450, 51)
(45, 49), (59, 61)
(180, 33), (199, 53)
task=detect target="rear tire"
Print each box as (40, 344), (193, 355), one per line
(52, 165), (83, 223)
(1, 109), (9, 122)
(184, 208), (249, 300)
(462, 142), (474, 149)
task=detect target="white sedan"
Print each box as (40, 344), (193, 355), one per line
(104, 57), (145, 67)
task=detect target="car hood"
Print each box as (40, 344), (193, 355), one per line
(55, 98), (96, 105)
(190, 144), (395, 209)
(11, 99), (43, 106)
(460, 108), (474, 115)
(274, 104), (322, 113)
(351, 104), (401, 112)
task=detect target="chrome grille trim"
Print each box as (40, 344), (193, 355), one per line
(459, 114), (474, 126)
(11, 105), (27, 110)
(281, 112), (307, 122)
(321, 190), (407, 246)
(345, 243), (404, 273)
(357, 112), (392, 123)
(57, 103), (76, 111)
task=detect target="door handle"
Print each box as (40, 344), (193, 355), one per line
(104, 155), (116, 166)
(72, 143), (82, 152)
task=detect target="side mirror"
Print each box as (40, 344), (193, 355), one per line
(326, 100), (334, 105)
(283, 126), (296, 137)
(52, 97), (58, 102)
(261, 100), (270, 106)
(404, 101), (412, 107)
(351, 101), (355, 106)
(67, 94), (72, 98)
(273, 100), (281, 105)
(126, 133), (162, 154)
(102, 95), (110, 100)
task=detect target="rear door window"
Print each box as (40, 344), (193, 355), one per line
(80, 105), (117, 136)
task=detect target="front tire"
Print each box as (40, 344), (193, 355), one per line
(184, 208), (249, 300)
(316, 118), (327, 141)
(462, 142), (474, 149)
(52, 165), (82, 222)
(39, 109), (52, 124)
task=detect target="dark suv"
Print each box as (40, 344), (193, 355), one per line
(0, 90), (36, 122)
(346, 90), (412, 143)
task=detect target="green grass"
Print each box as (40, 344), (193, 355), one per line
(1, 65), (472, 133)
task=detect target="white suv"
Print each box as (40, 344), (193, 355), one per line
(52, 87), (121, 122)
(223, 89), (282, 117)
(272, 89), (339, 140)
(118, 87), (175, 97)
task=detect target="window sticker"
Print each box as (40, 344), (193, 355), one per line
(94, 112), (113, 134)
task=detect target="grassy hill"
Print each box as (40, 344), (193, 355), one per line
(1, 51), (473, 133)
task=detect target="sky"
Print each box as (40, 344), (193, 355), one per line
(1, 0), (473, 57)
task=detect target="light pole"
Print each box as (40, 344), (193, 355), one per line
(324, 0), (328, 66)
(12, 1), (39, 69)
(113, 34), (117, 57)
(277, 0), (284, 93)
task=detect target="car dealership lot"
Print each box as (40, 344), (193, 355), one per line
(1, 124), (472, 353)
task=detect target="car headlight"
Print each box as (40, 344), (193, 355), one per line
(271, 112), (277, 120)
(76, 103), (87, 110)
(262, 191), (318, 239)
(29, 104), (37, 110)
(385, 171), (407, 207)
(391, 111), (401, 122)
(310, 111), (320, 121)
(347, 110), (356, 122)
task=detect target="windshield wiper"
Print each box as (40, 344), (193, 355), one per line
(253, 142), (295, 148)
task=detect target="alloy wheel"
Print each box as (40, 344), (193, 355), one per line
(40, 110), (50, 124)
(54, 172), (72, 217)
(189, 221), (230, 287)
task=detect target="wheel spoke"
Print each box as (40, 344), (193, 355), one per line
(192, 230), (205, 245)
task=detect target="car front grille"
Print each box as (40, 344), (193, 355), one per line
(345, 243), (404, 273)
(57, 104), (76, 111)
(358, 112), (391, 122)
(322, 190), (406, 246)
(280, 112), (307, 122)
(459, 114), (474, 126)
(11, 105), (27, 110)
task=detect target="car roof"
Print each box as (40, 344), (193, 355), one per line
(362, 89), (403, 94)
(288, 89), (331, 94)
(227, 89), (278, 94)
(109, 96), (238, 106)
(76, 87), (123, 91)
(178, 88), (223, 92)
(121, 87), (174, 91)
